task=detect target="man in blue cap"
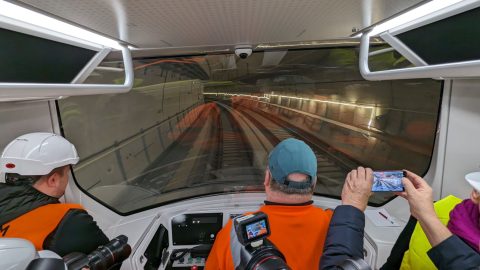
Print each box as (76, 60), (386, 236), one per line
(206, 138), (334, 269)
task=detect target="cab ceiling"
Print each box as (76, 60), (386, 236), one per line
(16, 0), (423, 49)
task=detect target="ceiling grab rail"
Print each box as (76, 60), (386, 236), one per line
(359, 32), (480, 81)
(0, 44), (134, 99)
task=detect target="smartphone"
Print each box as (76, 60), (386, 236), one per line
(372, 170), (406, 192)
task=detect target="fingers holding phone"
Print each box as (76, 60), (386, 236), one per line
(341, 166), (373, 212)
(395, 170), (435, 221)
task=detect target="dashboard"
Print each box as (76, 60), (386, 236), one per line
(116, 193), (407, 270)
(171, 213), (223, 246)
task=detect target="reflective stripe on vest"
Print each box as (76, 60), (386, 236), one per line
(400, 195), (462, 270)
(0, 203), (83, 250)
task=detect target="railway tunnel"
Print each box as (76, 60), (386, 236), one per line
(58, 47), (442, 213)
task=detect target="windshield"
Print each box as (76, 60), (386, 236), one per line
(58, 46), (442, 214)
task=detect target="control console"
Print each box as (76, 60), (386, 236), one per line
(171, 213), (223, 245)
(172, 252), (205, 268)
(169, 213), (223, 269)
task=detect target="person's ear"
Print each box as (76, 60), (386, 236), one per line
(470, 189), (480, 204)
(264, 169), (271, 187)
(46, 172), (61, 188)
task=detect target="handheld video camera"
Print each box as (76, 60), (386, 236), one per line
(24, 235), (131, 270)
(64, 235), (131, 270)
(233, 212), (290, 270)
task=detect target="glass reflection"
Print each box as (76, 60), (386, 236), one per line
(59, 47), (442, 213)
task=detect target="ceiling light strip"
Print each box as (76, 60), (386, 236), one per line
(0, 0), (122, 50)
(367, 0), (465, 37)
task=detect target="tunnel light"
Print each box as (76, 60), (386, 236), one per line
(205, 93), (377, 129)
(0, 0), (123, 50)
(267, 94), (375, 110)
(204, 92), (268, 100)
(268, 94), (377, 128)
(364, 0), (464, 37)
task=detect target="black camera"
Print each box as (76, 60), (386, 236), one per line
(65, 235), (132, 270)
(234, 212), (271, 246)
(232, 212), (291, 270)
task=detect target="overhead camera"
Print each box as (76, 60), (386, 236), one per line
(235, 47), (253, 59)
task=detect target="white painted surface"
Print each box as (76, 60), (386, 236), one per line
(441, 79), (480, 198)
(424, 80), (452, 200)
(0, 101), (54, 147)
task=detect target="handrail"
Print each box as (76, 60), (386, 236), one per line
(0, 45), (134, 99)
(359, 33), (480, 81)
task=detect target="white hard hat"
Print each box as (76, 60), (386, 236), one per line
(465, 172), (480, 192)
(0, 132), (79, 176)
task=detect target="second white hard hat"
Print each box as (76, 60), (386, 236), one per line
(0, 132), (79, 176)
(465, 172), (480, 193)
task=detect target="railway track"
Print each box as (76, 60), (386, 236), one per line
(132, 102), (257, 192)
(131, 100), (363, 198)
(215, 103), (253, 169)
(234, 104), (356, 194)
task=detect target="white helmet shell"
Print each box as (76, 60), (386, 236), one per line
(466, 172), (480, 193)
(0, 132), (79, 176)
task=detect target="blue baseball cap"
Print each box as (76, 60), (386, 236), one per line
(268, 138), (317, 189)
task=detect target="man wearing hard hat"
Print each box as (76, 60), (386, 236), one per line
(0, 132), (109, 256)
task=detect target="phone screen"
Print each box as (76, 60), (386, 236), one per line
(372, 170), (405, 192)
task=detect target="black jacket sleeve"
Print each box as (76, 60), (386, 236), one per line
(427, 235), (480, 270)
(43, 209), (109, 257)
(320, 205), (365, 270)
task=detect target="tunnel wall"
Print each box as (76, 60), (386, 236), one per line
(59, 80), (204, 189)
(225, 78), (441, 175)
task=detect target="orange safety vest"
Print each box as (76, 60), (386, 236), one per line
(205, 204), (333, 270)
(0, 203), (83, 250)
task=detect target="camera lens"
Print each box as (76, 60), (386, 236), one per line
(245, 243), (290, 270)
(251, 254), (290, 270)
(88, 235), (131, 270)
(240, 53), (248, 59)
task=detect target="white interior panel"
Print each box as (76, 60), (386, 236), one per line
(422, 81), (451, 200)
(0, 100), (54, 148)
(442, 79), (480, 199)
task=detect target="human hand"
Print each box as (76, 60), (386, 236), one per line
(341, 167), (373, 212)
(395, 170), (436, 222)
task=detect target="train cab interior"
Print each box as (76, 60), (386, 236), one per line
(1, 0), (480, 269)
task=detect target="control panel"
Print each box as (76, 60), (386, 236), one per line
(172, 252), (205, 268)
(171, 213), (223, 245)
